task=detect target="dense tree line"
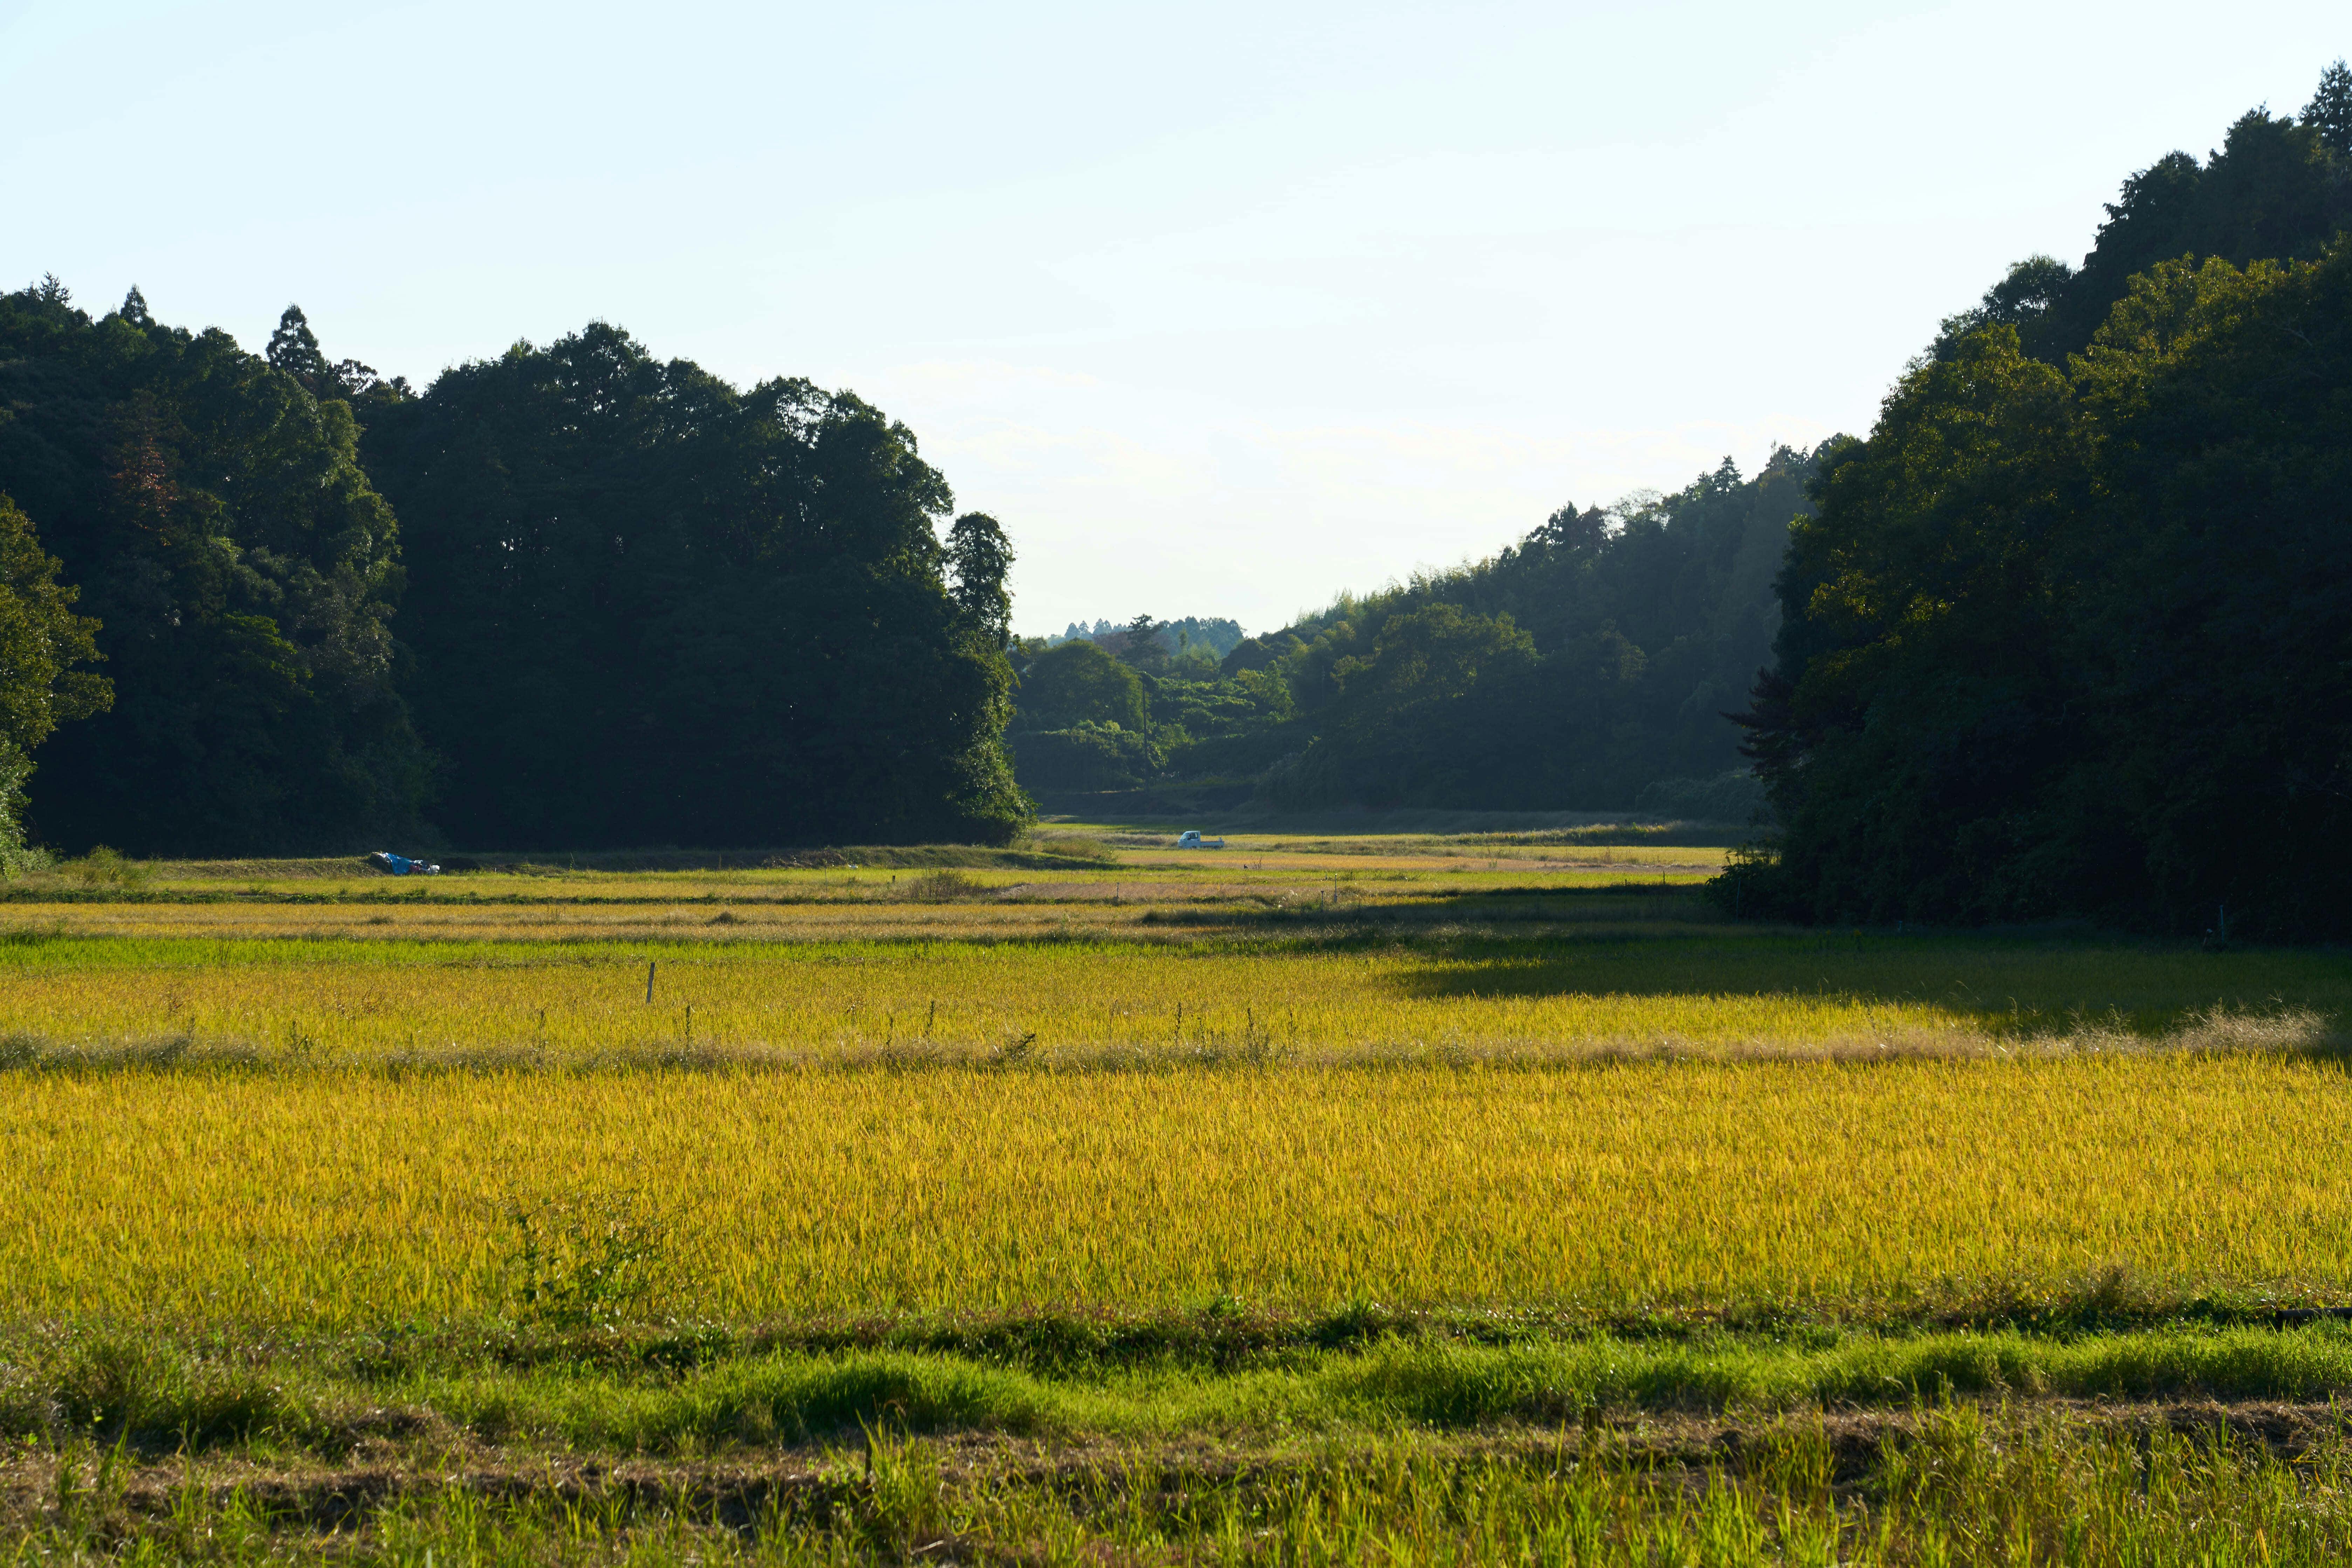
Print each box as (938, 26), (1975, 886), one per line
(1008, 448), (1815, 812)
(363, 325), (1024, 848)
(1728, 64), (2352, 936)
(0, 288), (1025, 854)
(0, 284), (428, 854)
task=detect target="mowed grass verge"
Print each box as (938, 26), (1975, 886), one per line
(27, 1317), (2352, 1454)
(25, 1343), (2352, 1564)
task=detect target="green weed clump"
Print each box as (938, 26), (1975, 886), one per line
(53, 847), (149, 890)
(886, 869), (991, 903)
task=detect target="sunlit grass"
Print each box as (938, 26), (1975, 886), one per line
(16, 1376), (2352, 1564)
(3, 863), (1719, 905)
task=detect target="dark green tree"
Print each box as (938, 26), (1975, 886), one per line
(0, 494), (107, 753)
(945, 511), (1015, 647)
(1954, 68), (2352, 364)
(2059, 251), (2352, 933)
(1013, 639), (1148, 731)
(1732, 329), (2085, 922)
(0, 494), (110, 866)
(1731, 244), (2352, 936)
(267, 304), (380, 400)
(0, 284), (429, 853)
(266, 304), (329, 387)
(1935, 255), (2078, 361)
(363, 323), (1028, 847)
(2305, 59), (2352, 156)
(1732, 75), (2352, 934)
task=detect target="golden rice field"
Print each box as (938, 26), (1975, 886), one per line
(7, 1052), (2352, 1323)
(5, 829), (2351, 1327)
(2, 922), (2343, 1065)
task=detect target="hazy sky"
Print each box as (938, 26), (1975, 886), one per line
(4, 2), (2344, 635)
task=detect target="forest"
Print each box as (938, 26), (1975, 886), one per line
(0, 296), (1024, 855)
(1008, 63), (2352, 936)
(1730, 68), (2352, 937)
(1007, 448), (1808, 818)
(0, 63), (2347, 936)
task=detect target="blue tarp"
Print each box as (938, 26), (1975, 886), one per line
(368, 851), (439, 876)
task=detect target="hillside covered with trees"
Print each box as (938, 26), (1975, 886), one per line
(0, 293), (1024, 854)
(1007, 446), (1818, 818)
(1003, 62), (2352, 943)
(1727, 64), (2352, 937)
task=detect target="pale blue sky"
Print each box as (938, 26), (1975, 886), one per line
(3, 1), (2343, 634)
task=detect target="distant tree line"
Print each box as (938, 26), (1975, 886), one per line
(0, 291), (1024, 854)
(1051, 617), (1245, 672)
(1007, 449), (1812, 817)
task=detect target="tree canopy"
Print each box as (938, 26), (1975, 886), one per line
(0, 491), (108, 866)
(1734, 249), (2352, 936)
(0, 291), (1026, 853)
(361, 323), (1027, 848)
(1938, 77), (2352, 366)
(1725, 62), (2352, 937)
(1009, 449), (1816, 816)
(0, 281), (427, 854)
(1016, 639), (1149, 732)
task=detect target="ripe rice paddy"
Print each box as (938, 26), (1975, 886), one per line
(7, 1050), (2352, 1323)
(5, 832), (2350, 1323)
(7, 827), (2352, 1560)
(0, 930), (2336, 1066)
